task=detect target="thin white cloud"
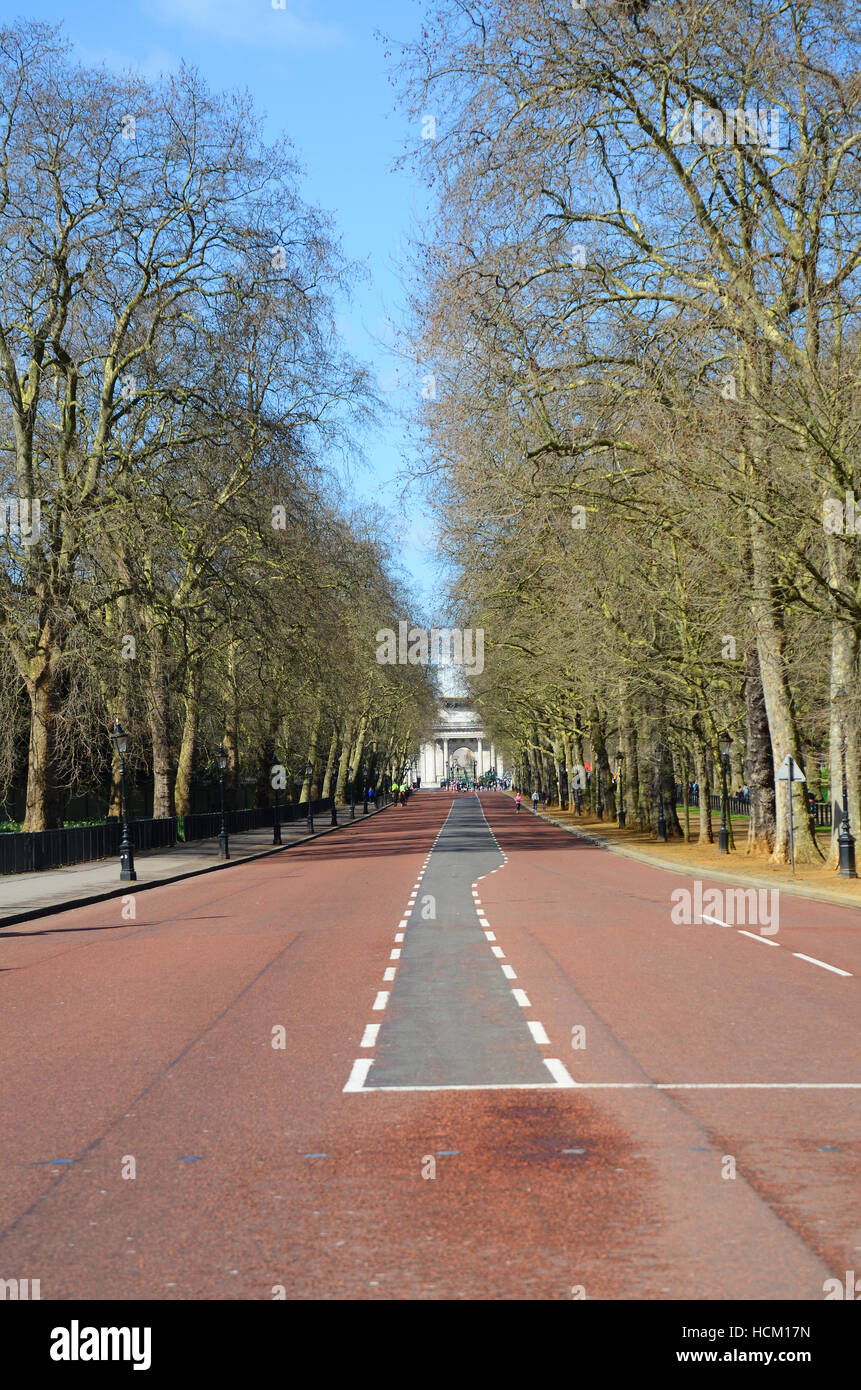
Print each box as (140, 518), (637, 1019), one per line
(74, 42), (180, 79)
(146, 0), (344, 50)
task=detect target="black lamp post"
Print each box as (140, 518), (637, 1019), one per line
(655, 744), (667, 841)
(837, 705), (857, 878)
(110, 720), (136, 881)
(217, 745), (229, 859)
(616, 750), (626, 828)
(363, 765), (369, 815)
(349, 770), (356, 819)
(272, 764), (282, 845)
(596, 765), (603, 820)
(306, 761), (314, 834)
(718, 733), (732, 854)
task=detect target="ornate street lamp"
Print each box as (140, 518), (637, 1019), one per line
(616, 750), (626, 828)
(110, 720), (136, 882)
(272, 764), (282, 845)
(718, 733), (732, 854)
(217, 745), (229, 859)
(306, 760), (314, 834)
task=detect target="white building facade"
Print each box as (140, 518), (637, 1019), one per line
(419, 694), (503, 787)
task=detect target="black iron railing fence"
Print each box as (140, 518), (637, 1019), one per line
(179, 799), (330, 844)
(675, 785), (833, 827)
(0, 791), (395, 877)
(0, 817), (177, 876)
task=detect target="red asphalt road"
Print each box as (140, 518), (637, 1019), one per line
(0, 790), (858, 1300)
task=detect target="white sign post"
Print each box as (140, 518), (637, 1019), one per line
(776, 755), (806, 873)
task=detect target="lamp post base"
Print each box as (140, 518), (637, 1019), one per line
(219, 832), (230, 860)
(838, 831), (858, 878)
(618, 811), (626, 828)
(718, 826), (729, 853)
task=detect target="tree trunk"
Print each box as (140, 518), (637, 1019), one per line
(334, 718), (354, 804)
(22, 641), (62, 831)
(744, 642), (776, 854)
(321, 726), (339, 800)
(828, 619), (860, 869)
(147, 630), (175, 820)
(174, 659), (203, 817)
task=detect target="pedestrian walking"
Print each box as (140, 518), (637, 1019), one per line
(514, 792), (522, 814)
(532, 790), (539, 812)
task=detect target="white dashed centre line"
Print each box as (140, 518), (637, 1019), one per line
(793, 952), (852, 977)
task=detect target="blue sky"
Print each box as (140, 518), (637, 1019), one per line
(9, 0), (440, 609)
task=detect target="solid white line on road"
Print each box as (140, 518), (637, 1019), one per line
(543, 1058), (577, 1087)
(501, 964), (517, 979)
(512, 988), (531, 1008)
(373, 991), (389, 1010)
(343, 1059), (374, 1092)
(395, 932), (404, 943)
(361, 1024), (380, 1048)
(738, 929), (780, 946)
(492, 945), (505, 958)
(484, 930), (496, 941)
(390, 948), (401, 959)
(793, 952), (852, 977)
(572, 1081), (861, 1089)
(383, 967), (396, 981)
(528, 1021), (550, 1044)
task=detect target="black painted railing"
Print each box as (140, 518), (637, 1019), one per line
(675, 785), (832, 826)
(0, 791), (396, 877)
(0, 817), (177, 876)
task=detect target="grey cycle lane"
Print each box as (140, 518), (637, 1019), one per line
(369, 794), (550, 1088)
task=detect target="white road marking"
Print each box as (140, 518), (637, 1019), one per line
(399, 919), (409, 929)
(512, 988), (531, 1008)
(571, 1081), (861, 1089)
(373, 991), (389, 1010)
(492, 945), (505, 958)
(478, 916), (490, 927)
(738, 929), (779, 946)
(383, 967), (396, 981)
(343, 1059), (374, 1091)
(528, 1021), (550, 1044)
(390, 948), (401, 959)
(394, 932), (404, 943)
(353, 1078), (574, 1093)
(501, 964), (517, 979)
(484, 930), (496, 941)
(543, 1058), (577, 1087)
(702, 914), (731, 927)
(793, 952), (852, 977)
(360, 1024), (380, 1048)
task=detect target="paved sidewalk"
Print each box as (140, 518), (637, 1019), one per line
(0, 802), (390, 927)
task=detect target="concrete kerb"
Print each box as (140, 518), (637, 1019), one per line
(0, 800), (397, 931)
(521, 801), (861, 914)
